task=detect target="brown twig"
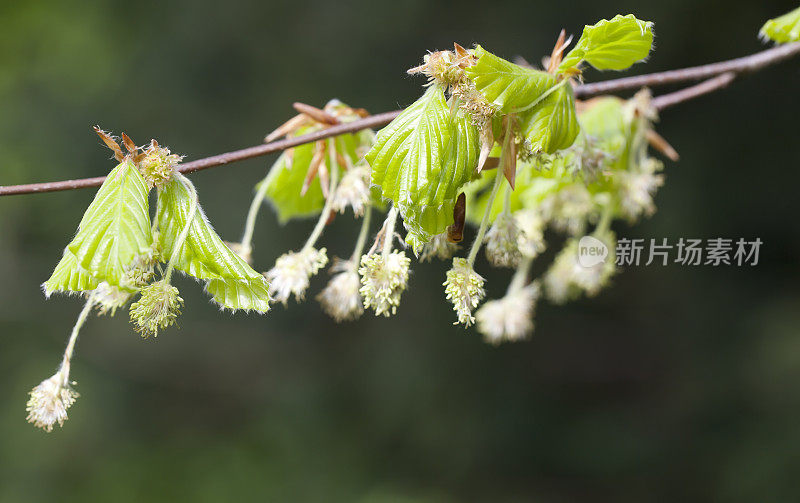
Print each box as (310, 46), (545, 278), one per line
(0, 43), (797, 197)
(650, 72), (736, 111)
(574, 42), (800, 97)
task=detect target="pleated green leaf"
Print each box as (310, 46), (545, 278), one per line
(366, 84), (479, 251)
(520, 83), (580, 154)
(466, 46), (557, 113)
(559, 14), (654, 72)
(46, 159), (152, 292)
(760, 6), (800, 43)
(259, 143), (324, 223)
(259, 128), (371, 223)
(42, 250), (100, 297)
(156, 177), (271, 313)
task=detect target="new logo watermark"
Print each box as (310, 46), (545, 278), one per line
(577, 235), (609, 268)
(575, 236), (762, 267)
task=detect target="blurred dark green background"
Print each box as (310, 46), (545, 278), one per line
(1, 0), (799, 501)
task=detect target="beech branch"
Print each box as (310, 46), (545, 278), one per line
(0, 42), (797, 197)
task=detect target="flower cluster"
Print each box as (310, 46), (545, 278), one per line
(32, 21), (687, 431)
(265, 247), (328, 305)
(359, 250), (411, 317)
(317, 260), (363, 322)
(129, 280), (184, 337)
(484, 213), (523, 267)
(26, 366), (79, 432)
(419, 232), (459, 262)
(544, 230), (617, 303)
(476, 283), (540, 344)
(138, 140), (183, 189)
(332, 165), (371, 216)
(443, 258), (486, 326)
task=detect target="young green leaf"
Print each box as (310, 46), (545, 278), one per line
(366, 84), (479, 250)
(466, 46), (557, 113)
(52, 159), (153, 289)
(760, 6), (800, 43)
(259, 143), (325, 223)
(558, 14), (654, 73)
(42, 250), (100, 297)
(519, 83), (580, 153)
(156, 177), (271, 313)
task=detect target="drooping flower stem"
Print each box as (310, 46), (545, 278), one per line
(595, 202), (614, 235)
(26, 297), (94, 431)
(163, 173), (199, 284)
(302, 139), (340, 252)
(502, 181), (513, 216)
(350, 205), (373, 262)
(382, 206), (399, 257)
(238, 176), (271, 255)
(507, 256), (533, 294)
(61, 296), (95, 372)
(467, 127), (511, 267)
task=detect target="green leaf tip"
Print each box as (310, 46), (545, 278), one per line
(466, 46), (557, 114)
(366, 85), (479, 252)
(260, 126), (372, 223)
(155, 177), (271, 313)
(42, 250), (100, 297)
(559, 14), (654, 73)
(520, 82), (580, 154)
(760, 6), (800, 44)
(259, 144), (326, 223)
(44, 159), (153, 295)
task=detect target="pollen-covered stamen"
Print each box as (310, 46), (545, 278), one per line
(138, 140), (183, 189)
(129, 280), (184, 337)
(359, 250), (411, 317)
(407, 45), (475, 88)
(539, 185), (594, 235)
(443, 257), (486, 326)
(618, 159), (664, 220)
(420, 232), (460, 262)
(27, 297), (94, 432)
(331, 165), (370, 216)
(512, 209), (546, 259)
(265, 247), (328, 305)
(476, 282), (540, 345)
(317, 260), (363, 322)
(544, 231), (616, 303)
(92, 282), (133, 316)
(26, 366), (79, 432)
(484, 212), (523, 268)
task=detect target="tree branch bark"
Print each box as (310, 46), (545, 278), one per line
(0, 43), (797, 197)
